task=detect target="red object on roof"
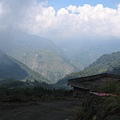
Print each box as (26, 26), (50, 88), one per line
(89, 92), (116, 97)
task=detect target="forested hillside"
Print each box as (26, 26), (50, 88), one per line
(0, 49), (49, 83)
(1, 29), (120, 84)
(56, 51), (120, 88)
(0, 31), (82, 83)
(0, 49), (28, 80)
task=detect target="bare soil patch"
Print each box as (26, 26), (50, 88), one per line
(0, 100), (81, 120)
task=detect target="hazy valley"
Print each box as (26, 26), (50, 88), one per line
(0, 1), (120, 120)
(56, 51), (120, 88)
(0, 30), (120, 84)
(0, 31), (82, 83)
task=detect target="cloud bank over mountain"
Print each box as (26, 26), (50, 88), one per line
(0, 0), (120, 41)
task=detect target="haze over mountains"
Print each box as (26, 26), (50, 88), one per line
(56, 51), (120, 88)
(0, 0), (120, 85)
(0, 28), (120, 83)
(55, 38), (120, 67)
(0, 49), (49, 83)
(0, 30), (83, 83)
(0, 2), (120, 120)
(0, 29), (120, 84)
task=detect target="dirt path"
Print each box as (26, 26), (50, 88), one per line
(0, 100), (81, 120)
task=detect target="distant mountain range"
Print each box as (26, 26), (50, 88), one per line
(55, 39), (120, 67)
(56, 51), (120, 88)
(0, 30), (120, 84)
(0, 30), (83, 83)
(1, 49), (120, 88)
(0, 49), (49, 83)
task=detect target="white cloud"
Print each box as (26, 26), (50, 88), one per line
(57, 8), (69, 15)
(0, 0), (120, 40)
(0, 3), (2, 15)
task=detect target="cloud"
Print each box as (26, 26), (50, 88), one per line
(0, 0), (120, 40)
(0, 3), (2, 15)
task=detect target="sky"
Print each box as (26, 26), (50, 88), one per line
(0, 0), (120, 41)
(47, 0), (120, 10)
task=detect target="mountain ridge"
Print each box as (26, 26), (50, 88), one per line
(0, 49), (49, 83)
(55, 51), (120, 88)
(0, 31), (82, 83)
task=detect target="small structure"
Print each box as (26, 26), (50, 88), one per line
(68, 73), (120, 96)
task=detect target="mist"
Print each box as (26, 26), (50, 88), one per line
(0, 0), (120, 43)
(0, 0), (120, 76)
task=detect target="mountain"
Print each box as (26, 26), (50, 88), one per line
(0, 30), (82, 83)
(55, 39), (120, 67)
(82, 51), (120, 75)
(56, 51), (120, 88)
(0, 49), (49, 83)
(1, 30), (120, 83)
(0, 49), (28, 80)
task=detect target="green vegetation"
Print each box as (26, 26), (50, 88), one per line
(0, 49), (49, 83)
(1, 31), (82, 83)
(75, 51), (120, 77)
(56, 51), (120, 88)
(11, 57), (49, 83)
(0, 78), (72, 102)
(0, 50), (28, 80)
(0, 86), (73, 102)
(8, 48), (80, 83)
(72, 82), (120, 120)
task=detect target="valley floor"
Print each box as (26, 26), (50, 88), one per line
(0, 100), (81, 120)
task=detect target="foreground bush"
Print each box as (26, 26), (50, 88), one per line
(72, 82), (120, 120)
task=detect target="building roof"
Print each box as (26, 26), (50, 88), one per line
(68, 73), (120, 90)
(68, 73), (120, 83)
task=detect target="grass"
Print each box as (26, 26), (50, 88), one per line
(72, 82), (120, 120)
